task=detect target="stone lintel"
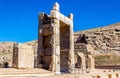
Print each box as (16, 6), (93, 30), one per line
(50, 10), (73, 26)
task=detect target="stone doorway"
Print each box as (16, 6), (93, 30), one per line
(60, 21), (70, 72)
(38, 2), (75, 74)
(75, 55), (82, 68)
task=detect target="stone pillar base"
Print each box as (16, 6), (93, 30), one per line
(55, 72), (61, 75)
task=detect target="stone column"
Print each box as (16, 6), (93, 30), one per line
(50, 2), (60, 74)
(77, 53), (86, 73)
(68, 13), (75, 73)
(82, 56), (86, 73)
(88, 55), (95, 69)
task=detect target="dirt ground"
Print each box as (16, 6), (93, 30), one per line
(0, 68), (53, 78)
(0, 68), (119, 78)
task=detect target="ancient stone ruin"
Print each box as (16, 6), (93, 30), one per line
(0, 2), (95, 75)
(37, 2), (74, 74)
(74, 34), (94, 73)
(13, 43), (34, 68)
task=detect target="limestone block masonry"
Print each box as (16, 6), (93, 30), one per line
(37, 2), (75, 74)
(13, 43), (34, 68)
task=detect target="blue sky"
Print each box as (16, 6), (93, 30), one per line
(0, 0), (120, 42)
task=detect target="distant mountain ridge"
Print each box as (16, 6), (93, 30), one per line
(76, 22), (120, 33)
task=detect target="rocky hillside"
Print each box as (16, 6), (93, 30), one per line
(23, 40), (38, 46)
(74, 22), (120, 55)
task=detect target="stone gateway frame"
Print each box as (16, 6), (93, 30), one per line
(37, 2), (75, 74)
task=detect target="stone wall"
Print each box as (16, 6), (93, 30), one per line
(23, 40), (38, 67)
(13, 44), (34, 68)
(37, 13), (53, 70)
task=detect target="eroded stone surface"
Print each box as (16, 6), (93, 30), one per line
(0, 42), (16, 68)
(37, 2), (74, 74)
(13, 44), (34, 68)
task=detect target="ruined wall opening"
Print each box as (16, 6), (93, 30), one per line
(60, 21), (70, 72)
(0, 62), (9, 68)
(4, 62), (9, 68)
(75, 55), (82, 68)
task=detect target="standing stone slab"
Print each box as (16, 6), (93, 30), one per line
(13, 44), (34, 68)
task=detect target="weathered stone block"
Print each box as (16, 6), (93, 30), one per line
(39, 29), (43, 35)
(43, 28), (51, 36)
(55, 34), (60, 46)
(38, 47), (44, 56)
(45, 47), (52, 56)
(42, 24), (50, 29)
(43, 36), (51, 47)
(38, 36), (43, 47)
(37, 55), (41, 64)
(42, 56), (52, 64)
(43, 64), (50, 69)
(13, 44), (34, 68)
